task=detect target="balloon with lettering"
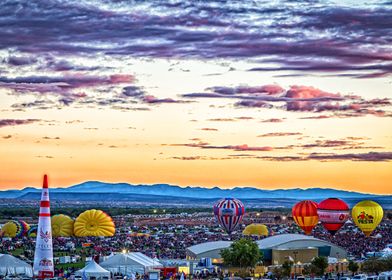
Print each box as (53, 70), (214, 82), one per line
(352, 200), (383, 237)
(213, 198), (245, 234)
(318, 198), (349, 235)
(292, 200), (319, 235)
(74, 209), (115, 237)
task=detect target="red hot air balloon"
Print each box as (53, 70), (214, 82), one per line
(292, 200), (319, 235)
(318, 198), (349, 235)
(213, 198), (245, 234)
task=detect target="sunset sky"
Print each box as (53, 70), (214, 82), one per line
(0, 0), (391, 193)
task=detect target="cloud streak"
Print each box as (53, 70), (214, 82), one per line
(183, 84), (392, 118)
(0, 1), (390, 77)
(0, 119), (41, 128)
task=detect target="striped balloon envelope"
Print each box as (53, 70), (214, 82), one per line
(213, 198), (245, 234)
(318, 197), (350, 235)
(292, 200), (319, 235)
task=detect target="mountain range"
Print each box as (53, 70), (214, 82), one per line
(0, 181), (389, 199)
(1, 182), (391, 208)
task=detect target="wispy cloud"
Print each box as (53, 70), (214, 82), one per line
(258, 132), (302, 137)
(0, 119), (41, 128)
(183, 84), (392, 118)
(1, 1), (390, 77)
(170, 152), (392, 162)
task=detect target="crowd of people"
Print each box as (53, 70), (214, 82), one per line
(2, 211), (391, 262)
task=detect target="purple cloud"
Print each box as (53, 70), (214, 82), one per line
(0, 119), (41, 128)
(183, 84), (392, 118)
(0, 1), (390, 77)
(258, 132), (302, 137)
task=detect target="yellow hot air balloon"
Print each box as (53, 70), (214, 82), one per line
(1, 221), (23, 237)
(352, 200), (383, 237)
(52, 214), (74, 237)
(243, 223), (269, 236)
(74, 209), (115, 237)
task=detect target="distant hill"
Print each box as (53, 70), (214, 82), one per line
(1, 182), (391, 208)
(15, 192), (392, 208)
(0, 181), (388, 199)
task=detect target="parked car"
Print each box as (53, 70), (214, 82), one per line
(341, 277), (351, 280)
(378, 271), (392, 280)
(352, 274), (368, 280)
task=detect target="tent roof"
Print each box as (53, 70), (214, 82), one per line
(100, 254), (140, 267)
(100, 253), (162, 268)
(76, 260), (109, 274)
(128, 252), (162, 267)
(0, 254), (32, 269)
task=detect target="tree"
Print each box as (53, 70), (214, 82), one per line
(302, 264), (311, 276)
(362, 258), (386, 274)
(311, 256), (328, 276)
(272, 266), (284, 280)
(221, 238), (263, 275)
(282, 260), (293, 278)
(383, 257), (392, 271)
(348, 260), (359, 274)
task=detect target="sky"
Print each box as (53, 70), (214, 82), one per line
(0, 0), (391, 193)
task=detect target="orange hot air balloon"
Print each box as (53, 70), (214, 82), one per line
(292, 200), (319, 235)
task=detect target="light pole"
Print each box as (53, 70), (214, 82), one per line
(293, 251), (298, 277)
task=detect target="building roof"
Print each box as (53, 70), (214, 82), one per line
(256, 234), (317, 249)
(187, 234), (347, 257)
(187, 241), (232, 255)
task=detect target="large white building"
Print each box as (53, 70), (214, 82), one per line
(186, 234), (347, 265)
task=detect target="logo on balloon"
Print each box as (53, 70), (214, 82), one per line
(339, 214), (346, 221)
(357, 211), (374, 224)
(221, 208), (234, 216)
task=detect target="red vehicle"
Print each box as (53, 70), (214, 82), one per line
(158, 267), (177, 278)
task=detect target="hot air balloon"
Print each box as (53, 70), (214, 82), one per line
(0, 220), (23, 238)
(52, 214), (74, 237)
(318, 198), (349, 235)
(352, 200), (383, 237)
(19, 220), (30, 236)
(74, 209), (115, 237)
(28, 225), (38, 237)
(243, 223), (269, 236)
(292, 200), (319, 235)
(213, 198), (245, 234)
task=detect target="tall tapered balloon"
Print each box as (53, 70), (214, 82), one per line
(352, 200), (383, 237)
(33, 175), (54, 278)
(318, 198), (349, 235)
(213, 198), (245, 234)
(292, 200), (319, 235)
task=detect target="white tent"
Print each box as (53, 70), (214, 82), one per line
(75, 260), (110, 280)
(100, 253), (162, 276)
(381, 247), (392, 258)
(0, 254), (33, 277)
